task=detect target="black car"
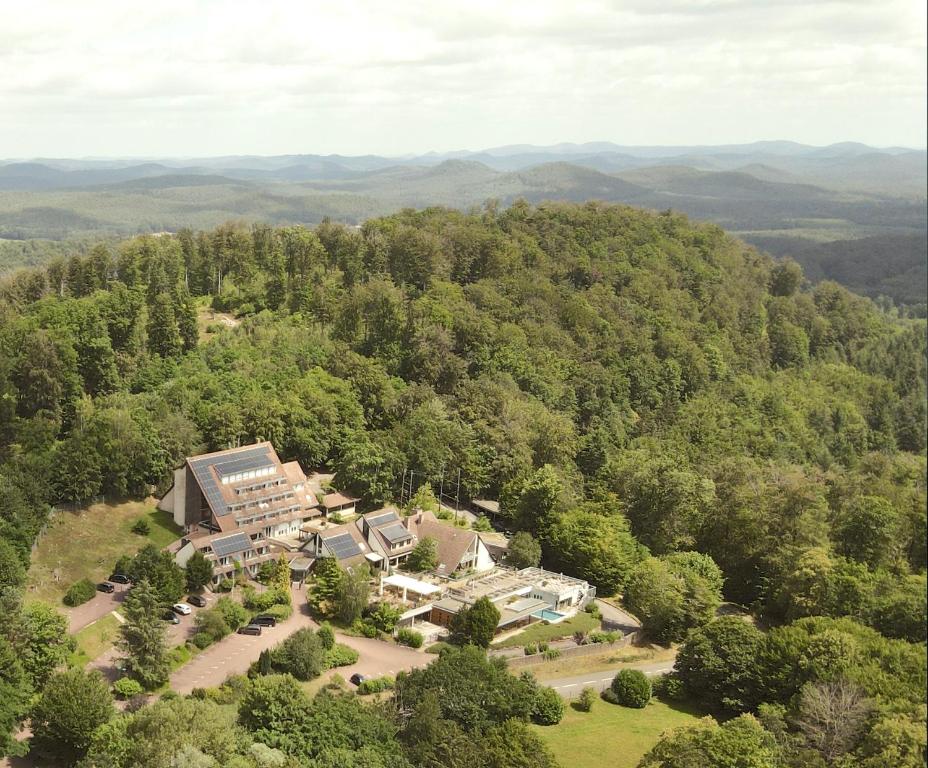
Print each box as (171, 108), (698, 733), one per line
(251, 614), (277, 627)
(97, 582), (115, 593)
(238, 624), (262, 636)
(109, 573), (131, 585)
(188, 595), (208, 608)
(349, 673), (367, 686)
(161, 610), (180, 624)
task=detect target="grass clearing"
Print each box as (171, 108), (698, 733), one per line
(68, 612), (121, 666)
(492, 611), (601, 649)
(27, 498), (182, 604)
(534, 698), (706, 768)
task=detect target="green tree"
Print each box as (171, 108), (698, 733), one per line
(309, 557), (342, 616)
(833, 495), (901, 569)
(506, 531), (542, 569)
(449, 596), (500, 648)
(147, 293), (182, 358)
(272, 628), (325, 681)
(185, 550), (213, 591)
(334, 564), (370, 624)
(0, 637), (31, 759)
(639, 714), (782, 768)
(407, 536), (438, 572)
(128, 544), (185, 604)
(545, 506), (642, 594)
(30, 668), (114, 762)
(395, 645), (538, 733)
(117, 578), (170, 689)
(675, 617), (764, 713)
(16, 602), (75, 689)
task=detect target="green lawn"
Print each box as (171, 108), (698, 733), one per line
(27, 499), (182, 604)
(492, 611), (601, 649)
(534, 698), (706, 768)
(69, 612), (121, 667)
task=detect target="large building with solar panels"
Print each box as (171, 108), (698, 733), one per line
(159, 442), (325, 584)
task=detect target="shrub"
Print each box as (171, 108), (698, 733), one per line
(113, 677), (144, 700)
(524, 643), (538, 656)
(538, 642), (549, 653)
(274, 628), (325, 680)
(653, 673), (685, 701)
(426, 641), (453, 654)
(325, 643), (359, 668)
(215, 597), (250, 630)
(472, 516), (493, 532)
(357, 676), (395, 695)
(543, 648), (561, 660)
(195, 607), (231, 643)
(436, 508), (453, 520)
(611, 669), (652, 708)
(576, 687), (596, 712)
(353, 619), (379, 638)
(217, 578), (234, 592)
(63, 579), (97, 607)
(131, 518), (151, 535)
(588, 630), (622, 645)
(368, 602), (402, 633)
(327, 673), (345, 689)
(259, 602), (293, 622)
(317, 622), (335, 650)
(243, 586), (290, 612)
(256, 561), (277, 584)
(532, 686), (565, 725)
(396, 628), (423, 648)
(192, 632), (213, 650)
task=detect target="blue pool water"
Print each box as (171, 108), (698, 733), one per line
(533, 609), (566, 622)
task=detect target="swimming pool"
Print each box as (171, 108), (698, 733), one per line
(533, 608), (567, 623)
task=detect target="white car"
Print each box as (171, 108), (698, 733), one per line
(172, 603), (192, 616)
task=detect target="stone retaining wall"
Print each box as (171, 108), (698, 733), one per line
(500, 630), (639, 668)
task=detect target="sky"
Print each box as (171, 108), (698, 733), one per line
(1, 0), (925, 158)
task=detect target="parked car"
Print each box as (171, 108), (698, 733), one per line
(161, 610), (180, 624)
(251, 614), (277, 627)
(237, 624), (263, 636)
(172, 603), (192, 615)
(349, 673), (367, 686)
(109, 573), (131, 585)
(97, 582), (115, 593)
(188, 595), (208, 608)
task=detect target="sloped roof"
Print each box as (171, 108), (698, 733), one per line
(411, 512), (478, 574)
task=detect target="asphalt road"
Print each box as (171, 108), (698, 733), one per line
(169, 588), (428, 694)
(66, 585), (130, 632)
(545, 658), (676, 698)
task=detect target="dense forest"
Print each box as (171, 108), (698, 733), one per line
(0, 201), (925, 766)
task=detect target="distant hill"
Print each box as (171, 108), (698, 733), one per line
(0, 141), (924, 304)
(743, 232), (928, 308)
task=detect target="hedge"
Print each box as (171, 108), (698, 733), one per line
(63, 578), (97, 607)
(358, 676), (395, 695)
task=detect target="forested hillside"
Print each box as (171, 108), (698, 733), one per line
(0, 202), (925, 765)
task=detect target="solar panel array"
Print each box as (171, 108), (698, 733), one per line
(211, 532), (252, 558)
(366, 509), (399, 529)
(325, 532), (363, 560)
(379, 521), (413, 544)
(189, 445), (273, 517)
(214, 450), (275, 478)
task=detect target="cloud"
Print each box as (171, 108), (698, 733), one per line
(0, 0), (924, 156)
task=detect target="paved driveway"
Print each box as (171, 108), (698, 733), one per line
(66, 585), (130, 632)
(169, 591), (431, 693)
